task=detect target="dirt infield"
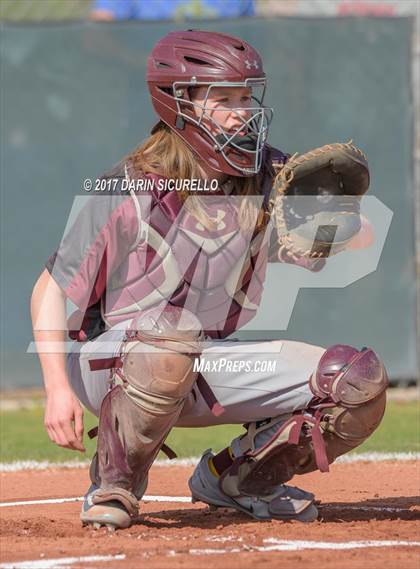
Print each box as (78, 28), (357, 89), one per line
(1, 461), (419, 568)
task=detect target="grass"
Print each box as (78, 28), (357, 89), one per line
(0, 0), (91, 22)
(0, 401), (418, 464)
(352, 400), (419, 453)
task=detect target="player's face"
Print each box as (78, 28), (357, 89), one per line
(190, 86), (252, 137)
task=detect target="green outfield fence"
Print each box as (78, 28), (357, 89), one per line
(0, 10), (419, 388)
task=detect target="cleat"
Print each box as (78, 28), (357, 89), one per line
(188, 449), (318, 523)
(80, 484), (132, 530)
(106, 524), (116, 533)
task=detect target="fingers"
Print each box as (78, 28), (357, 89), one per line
(74, 407), (85, 449)
(44, 409), (85, 452)
(47, 420), (84, 452)
(347, 214), (374, 250)
(59, 418), (85, 452)
(45, 423), (58, 447)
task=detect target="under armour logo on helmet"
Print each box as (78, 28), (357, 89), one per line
(245, 59), (259, 70)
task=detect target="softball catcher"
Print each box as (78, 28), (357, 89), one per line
(31, 30), (388, 531)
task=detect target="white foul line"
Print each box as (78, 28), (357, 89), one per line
(0, 495), (192, 508)
(187, 539), (420, 555)
(0, 495), (415, 514)
(2, 541), (420, 568)
(0, 554), (125, 569)
(264, 537), (420, 550)
(0, 452), (419, 472)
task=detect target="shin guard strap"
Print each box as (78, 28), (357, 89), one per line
(288, 413), (329, 473)
(212, 446), (234, 476)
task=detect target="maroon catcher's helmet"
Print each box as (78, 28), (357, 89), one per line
(147, 30), (273, 177)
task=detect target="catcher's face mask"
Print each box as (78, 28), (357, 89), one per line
(174, 80), (273, 176)
(147, 30), (273, 177)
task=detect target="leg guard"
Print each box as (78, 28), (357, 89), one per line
(87, 305), (203, 524)
(189, 449), (318, 522)
(220, 345), (388, 497)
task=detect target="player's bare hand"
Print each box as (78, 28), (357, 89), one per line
(346, 214), (374, 250)
(44, 387), (85, 452)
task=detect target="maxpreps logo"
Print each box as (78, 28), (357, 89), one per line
(193, 357), (277, 374)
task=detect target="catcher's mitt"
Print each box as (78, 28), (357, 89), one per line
(271, 141), (369, 261)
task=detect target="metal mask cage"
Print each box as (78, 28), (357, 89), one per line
(172, 78), (274, 175)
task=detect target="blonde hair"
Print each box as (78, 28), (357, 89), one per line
(126, 124), (268, 233)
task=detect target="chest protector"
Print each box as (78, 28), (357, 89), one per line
(101, 148), (287, 338)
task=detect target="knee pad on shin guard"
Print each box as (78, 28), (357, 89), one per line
(220, 345), (388, 498)
(94, 306), (203, 497)
(121, 305), (203, 412)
